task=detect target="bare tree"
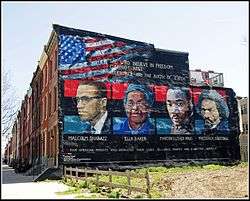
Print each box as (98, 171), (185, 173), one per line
(1, 68), (18, 140)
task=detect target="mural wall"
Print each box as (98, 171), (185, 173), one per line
(54, 25), (240, 164)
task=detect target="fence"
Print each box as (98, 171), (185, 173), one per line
(64, 166), (151, 197)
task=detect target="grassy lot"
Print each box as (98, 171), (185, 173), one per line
(56, 162), (248, 199)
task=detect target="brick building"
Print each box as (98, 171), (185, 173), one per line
(3, 24), (242, 177)
(237, 97), (248, 135)
(4, 28), (59, 173)
(237, 97), (248, 161)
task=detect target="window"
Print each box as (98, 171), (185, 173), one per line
(44, 65), (49, 87)
(44, 96), (47, 119)
(32, 92), (35, 110)
(244, 105), (248, 114)
(47, 131), (50, 157)
(49, 130), (53, 157)
(48, 59), (52, 81)
(41, 132), (44, 156)
(40, 76), (43, 94)
(54, 50), (57, 71)
(241, 105), (248, 114)
(44, 66), (47, 87)
(38, 108), (40, 126)
(41, 100), (44, 121)
(48, 93), (51, 115)
(54, 87), (57, 112)
(36, 83), (39, 99)
(54, 126), (57, 156)
(40, 103), (43, 122)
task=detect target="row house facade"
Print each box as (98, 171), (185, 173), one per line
(39, 30), (59, 168)
(4, 29), (59, 172)
(237, 96), (248, 161)
(4, 136), (13, 165)
(10, 121), (17, 162)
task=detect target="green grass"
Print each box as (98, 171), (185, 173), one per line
(201, 164), (225, 170)
(107, 189), (122, 198)
(55, 187), (81, 195)
(74, 193), (101, 199)
(237, 161), (248, 167)
(61, 162), (248, 198)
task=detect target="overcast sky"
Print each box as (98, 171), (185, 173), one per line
(2, 1), (249, 107)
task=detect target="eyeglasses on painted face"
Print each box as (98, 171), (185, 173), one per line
(126, 101), (149, 110)
(76, 96), (102, 103)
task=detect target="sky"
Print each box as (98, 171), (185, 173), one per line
(2, 1), (249, 101)
(1, 1), (249, 148)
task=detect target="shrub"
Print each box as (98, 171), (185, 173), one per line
(77, 180), (89, 188)
(89, 184), (100, 193)
(108, 189), (121, 198)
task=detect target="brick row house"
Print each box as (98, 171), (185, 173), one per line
(4, 29), (59, 173)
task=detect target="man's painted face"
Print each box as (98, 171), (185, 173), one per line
(201, 99), (220, 127)
(166, 89), (190, 126)
(125, 91), (149, 126)
(76, 84), (105, 121)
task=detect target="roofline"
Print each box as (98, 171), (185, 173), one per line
(52, 24), (154, 47)
(155, 48), (189, 55)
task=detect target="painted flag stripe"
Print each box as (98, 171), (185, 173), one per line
(61, 60), (125, 75)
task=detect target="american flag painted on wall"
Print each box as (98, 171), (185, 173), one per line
(58, 34), (153, 80)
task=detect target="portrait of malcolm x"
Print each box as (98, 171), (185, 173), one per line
(63, 81), (111, 134)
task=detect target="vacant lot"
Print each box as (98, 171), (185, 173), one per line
(155, 163), (248, 198)
(61, 162), (248, 199)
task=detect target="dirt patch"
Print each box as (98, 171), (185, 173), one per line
(157, 165), (248, 198)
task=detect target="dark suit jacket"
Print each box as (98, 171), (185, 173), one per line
(204, 119), (230, 135)
(63, 115), (111, 134)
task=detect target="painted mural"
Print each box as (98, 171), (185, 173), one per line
(54, 25), (240, 164)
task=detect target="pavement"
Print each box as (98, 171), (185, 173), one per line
(2, 164), (34, 184)
(1, 164), (75, 199)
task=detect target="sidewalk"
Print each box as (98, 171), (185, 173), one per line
(1, 164), (75, 199)
(2, 164), (34, 184)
